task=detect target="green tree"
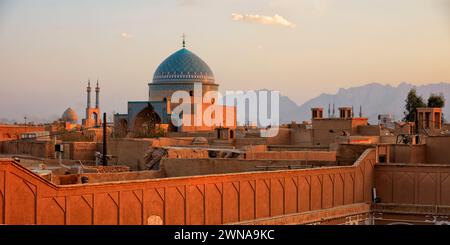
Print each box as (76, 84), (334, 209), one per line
(428, 93), (446, 124)
(403, 88), (426, 122)
(427, 93), (445, 108)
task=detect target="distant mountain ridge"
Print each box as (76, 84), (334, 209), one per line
(2, 82), (449, 125)
(280, 82), (450, 124)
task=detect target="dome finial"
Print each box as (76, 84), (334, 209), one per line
(182, 33), (186, 48)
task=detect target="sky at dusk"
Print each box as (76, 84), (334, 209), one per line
(0, 0), (449, 122)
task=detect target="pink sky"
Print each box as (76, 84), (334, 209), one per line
(0, 0), (449, 122)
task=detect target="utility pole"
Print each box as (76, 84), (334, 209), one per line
(102, 112), (107, 166)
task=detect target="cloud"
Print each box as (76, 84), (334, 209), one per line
(231, 13), (296, 28)
(120, 32), (134, 39)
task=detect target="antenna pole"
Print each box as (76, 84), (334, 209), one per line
(102, 112), (107, 166)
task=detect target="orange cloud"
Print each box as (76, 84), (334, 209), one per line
(231, 13), (296, 28)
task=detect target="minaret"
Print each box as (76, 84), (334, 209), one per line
(86, 79), (92, 112)
(95, 80), (100, 109)
(359, 105), (362, 118)
(351, 105), (354, 118)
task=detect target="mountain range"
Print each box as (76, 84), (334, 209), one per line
(2, 82), (449, 125)
(279, 82), (450, 124)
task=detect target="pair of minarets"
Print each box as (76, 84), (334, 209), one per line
(86, 79), (100, 111)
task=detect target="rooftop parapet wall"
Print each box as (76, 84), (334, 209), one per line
(266, 128), (291, 145)
(0, 125), (46, 141)
(234, 203), (371, 225)
(1, 140), (103, 161)
(108, 137), (202, 170)
(336, 143), (374, 166)
(425, 136), (450, 164)
(161, 158), (337, 177)
(389, 144), (427, 164)
(246, 151), (336, 161)
(234, 137), (268, 148)
(357, 125), (382, 136)
(0, 140), (55, 158)
(378, 139), (450, 165)
(52, 170), (164, 185)
(63, 142), (101, 161)
(311, 118), (368, 146)
(0, 148), (375, 225)
(268, 145), (329, 151)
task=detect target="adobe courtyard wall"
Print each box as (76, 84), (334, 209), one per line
(378, 137), (450, 165)
(389, 144), (427, 163)
(375, 163), (450, 206)
(234, 203), (371, 225)
(425, 136), (450, 164)
(0, 148), (375, 225)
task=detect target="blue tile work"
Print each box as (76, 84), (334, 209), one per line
(153, 48), (215, 83)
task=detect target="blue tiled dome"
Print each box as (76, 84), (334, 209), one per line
(61, 107), (78, 124)
(152, 48), (215, 84)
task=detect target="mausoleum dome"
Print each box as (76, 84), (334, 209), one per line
(152, 48), (215, 84)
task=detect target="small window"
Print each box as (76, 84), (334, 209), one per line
(208, 151), (218, 158)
